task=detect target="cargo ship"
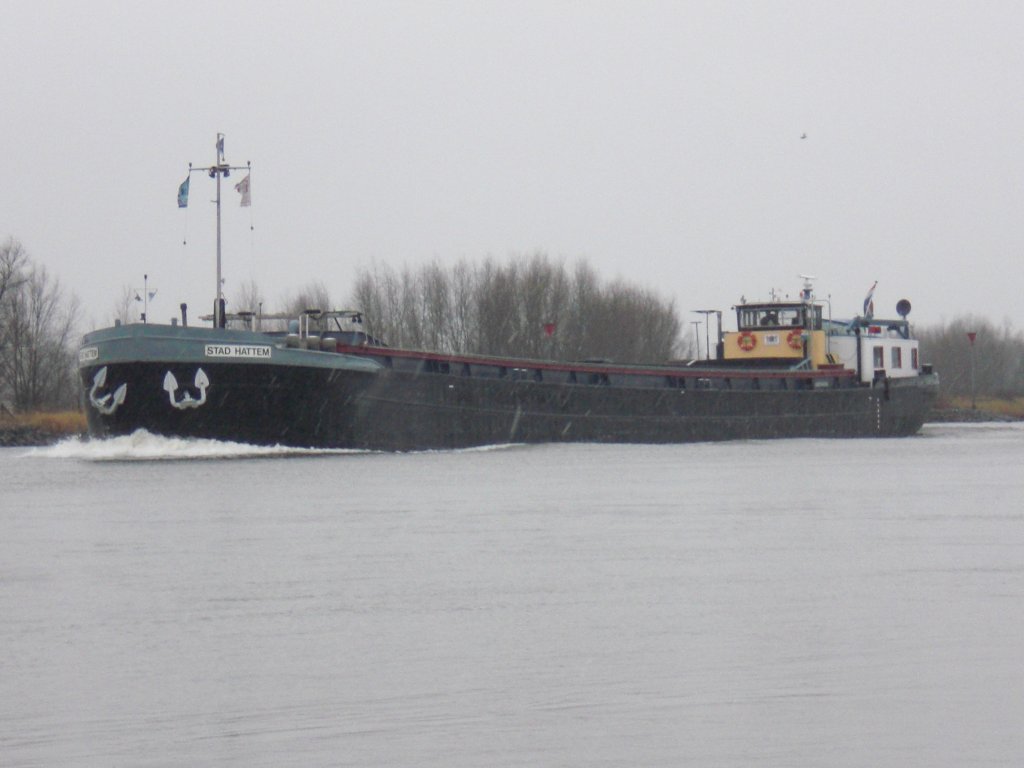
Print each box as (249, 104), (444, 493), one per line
(77, 138), (939, 449)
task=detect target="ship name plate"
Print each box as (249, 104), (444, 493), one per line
(204, 344), (272, 359)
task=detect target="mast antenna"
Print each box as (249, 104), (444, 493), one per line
(798, 274), (817, 303)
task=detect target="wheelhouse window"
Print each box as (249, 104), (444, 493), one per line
(873, 346), (884, 369)
(891, 347), (903, 369)
(737, 305), (820, 330)
(911, 348), (919, 370)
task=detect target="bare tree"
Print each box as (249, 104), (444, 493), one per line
(109, 284), (141, 326)
(1, 262), (81, 410)
(1, 240), (29, 397)
(230, 278), (266, 315)
(473, 259), (520, 355)
(398, 265), (425, 348)
(447, 260), (476, 353)
(281, 280), (333, 317)
(419, 261), (450, 351)
(351, 263), (387, 338)
(0, 237), (27, 308)
(351, 262), (411, 348)
(562, 260), (601, 359)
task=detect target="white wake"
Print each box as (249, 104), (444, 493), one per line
(22, 429), (365, 461)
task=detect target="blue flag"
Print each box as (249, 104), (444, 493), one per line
(177, 176), (190, 208)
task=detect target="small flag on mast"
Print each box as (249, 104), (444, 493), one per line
(234, 174), (251, 207)
(177, 176), (190, 208)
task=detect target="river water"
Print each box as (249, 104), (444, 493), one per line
(2, 424), (1022, 767)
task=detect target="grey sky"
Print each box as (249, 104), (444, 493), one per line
(3, 1), (1022, 333)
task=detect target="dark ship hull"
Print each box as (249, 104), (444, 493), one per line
(348, 367), (934, 450)
(79, 323), (938, 450)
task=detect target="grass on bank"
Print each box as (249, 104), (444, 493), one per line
(0, 410), (87, 436)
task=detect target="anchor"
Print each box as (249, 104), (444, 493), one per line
(163, 368), (210, 410)
(88, 366), (127, 415)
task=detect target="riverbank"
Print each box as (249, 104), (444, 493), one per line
(930, 408), (1018, 423)
(0, 411), (87, 447)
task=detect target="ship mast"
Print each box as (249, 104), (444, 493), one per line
(185, 134), (250, 328)
(214, 134), (226, 325)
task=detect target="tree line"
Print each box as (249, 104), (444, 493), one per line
(915, 317), (1024, 398)
(349, 254), (685, 363)
(0, 238), (81, 412)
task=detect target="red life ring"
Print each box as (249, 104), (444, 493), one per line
(737, 332), (757, 352)
(787, 329), (804, 350)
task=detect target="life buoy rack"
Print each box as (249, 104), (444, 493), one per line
(737, 332), (757, 352)
(786, 329), (804, 350)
